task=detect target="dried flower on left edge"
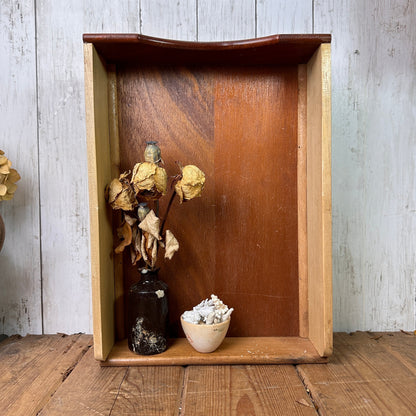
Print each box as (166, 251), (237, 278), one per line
(0, 150), (21, 202)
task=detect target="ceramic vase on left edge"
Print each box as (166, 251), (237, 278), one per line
(0, 213), (5, 253)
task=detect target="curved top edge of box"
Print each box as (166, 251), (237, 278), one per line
(82, 33), (331, 50)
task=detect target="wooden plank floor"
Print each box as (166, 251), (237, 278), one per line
(0, 332), (415, 415)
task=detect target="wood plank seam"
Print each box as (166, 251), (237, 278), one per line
(36, 336), (93, 413)
(61, 339), (93, 382)
(108, 367), (129, 416)
(295, 365), (321, 414)
(178, 366), (190, 416)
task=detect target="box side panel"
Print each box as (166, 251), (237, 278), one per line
(306, 44), (333, 357)
(106, 68), (125, 341)
(297, 64), (308, 338)
(84, 44), (115, 360)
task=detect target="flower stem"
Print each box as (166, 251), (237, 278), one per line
(160, 190), (176, 235)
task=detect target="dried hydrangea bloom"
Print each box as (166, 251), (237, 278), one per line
(131, 162), (167, 200)
(0, 150), (21, 202)
(107, 172), (138, 211)
(175, 165), (206, 203)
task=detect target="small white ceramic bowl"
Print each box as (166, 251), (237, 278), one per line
(180, 316), (231, 353)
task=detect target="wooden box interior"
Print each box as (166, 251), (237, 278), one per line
(84, 34), (332, 365)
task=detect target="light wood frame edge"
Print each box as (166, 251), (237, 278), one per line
(306, 43), (333, 357)
(84, 43), (115, 361)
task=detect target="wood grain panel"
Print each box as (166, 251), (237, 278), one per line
(116, 64), (299, 337)
(182, 365), (317, 415)
(38, 348), (128, 416)
(117, 65), (215, 337)
(307, 44), (332, 356)
(213, 66), (299, 337)
(39, 347), (184, 416)
(0, 334), (91, 416)
(298, 332), (416, 415)
(84, 44), (116, 360)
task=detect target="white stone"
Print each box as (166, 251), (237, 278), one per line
(181, 294), (233, 325)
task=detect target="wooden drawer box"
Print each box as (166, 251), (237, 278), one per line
(83, 34), (332, 365)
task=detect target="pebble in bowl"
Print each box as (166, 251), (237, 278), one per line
(181, 295), (233, 353)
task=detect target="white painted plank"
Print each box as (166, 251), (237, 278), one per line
(198, 0), (255, 41)
(36, 0), (139, 334)
(0, 0), (42, 335)
(315, 0), (416, 331)
(141, 0), (197, 40)
(256, 0), (312, 36)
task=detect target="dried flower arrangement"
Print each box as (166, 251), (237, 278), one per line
(105, 142), (205, 270)
(0, 150), (21, 202)
(0, 149), (21, 252)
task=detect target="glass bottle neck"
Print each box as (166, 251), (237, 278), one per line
(140, 269), (159, 282)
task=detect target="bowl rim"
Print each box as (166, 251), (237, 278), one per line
(180, 314), (231, 327)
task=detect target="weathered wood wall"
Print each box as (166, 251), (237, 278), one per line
(0, 0), (415, 335)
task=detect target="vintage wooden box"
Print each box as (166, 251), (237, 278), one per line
(83, 34), (332, 365)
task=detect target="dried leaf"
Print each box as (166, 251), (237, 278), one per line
(164, 230), (179, 260)
(151, 238), (158, 268)
(129, 225), (142, 265)
(139, 231), (159, 268)
(115, 222), (132, 254)
(124, 214), (137, 226)
(147, 234), (156, 250)
(108, 177), (137, 211)
(135, 228), (142, 253)
(108, 178), (122, 202)
(130, 244), (141, 265)
(119, 171), (130, 180)
(139, 210), (161, 240)
(175, 165), (205, 203)
(141, 233), (149, 263)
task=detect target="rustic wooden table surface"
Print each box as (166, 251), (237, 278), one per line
(0, 332), (415, 415)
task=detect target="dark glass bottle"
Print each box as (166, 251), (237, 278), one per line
(127, 269), (169, 355)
